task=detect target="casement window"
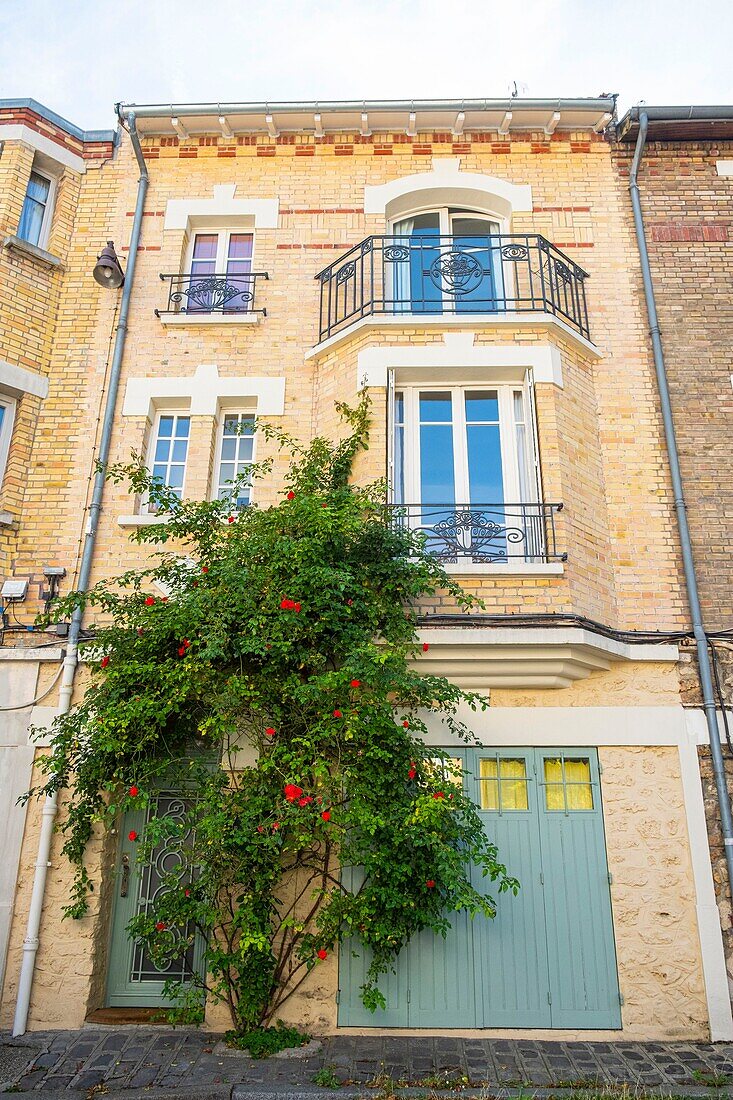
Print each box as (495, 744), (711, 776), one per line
(391, 209), (502, 314)
(186, 231), (254, 312)
(0, 395), (17, 488)
(213, 412), (255, 509)
(145, 413), (191, 511)
(17, 169), (56, 249)
(393, 384), (544, 562)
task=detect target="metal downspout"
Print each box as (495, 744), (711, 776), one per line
(628, 111), (733, 902)
(12, 114), (149, 1037)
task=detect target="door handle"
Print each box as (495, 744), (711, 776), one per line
(120, 853), (130, 897)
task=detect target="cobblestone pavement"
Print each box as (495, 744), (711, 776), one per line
(3, 1029), (733, 1095)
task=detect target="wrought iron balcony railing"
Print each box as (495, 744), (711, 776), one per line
(315, 234), (590, 343)
(155, 271), (269, 317)
(389, 502), (566, 564)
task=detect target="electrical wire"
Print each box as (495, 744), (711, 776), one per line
(0, 662), (64, 712)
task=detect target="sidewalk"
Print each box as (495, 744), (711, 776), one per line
(2, 1029), (733, 1097)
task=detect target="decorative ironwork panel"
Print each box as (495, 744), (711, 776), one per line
(157, 271), (268, 317)
(388, 502), (566, 564)
(129, 793), (196, 985)
(428, 251), (486, 296)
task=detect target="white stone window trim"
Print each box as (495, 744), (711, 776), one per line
(0, 125), (85, 174)
(0, 393), (16, 491)
(0, 359), (48, 514)
(354, 333), (564, 390)
(163, 184), (279, 232)
(364, 158), (532, 221)
(121, 364), (285, 420)
(716, 160), (733, 177)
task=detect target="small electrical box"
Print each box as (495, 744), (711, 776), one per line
(1, 578), (29, 601)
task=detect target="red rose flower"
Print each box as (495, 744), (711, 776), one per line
(321, 502), (328, 508)
(128, 831), (138, 841)
(317, 949), (328, 960)
(426, 880), (435, 889)
(272, 821), (280, 831)
(332, 709), (343, 718)
(184, 888), (190, 897)
(321, 810), (331, 822)
(178, 646), (186, 657)
(257, 825), (264, 833)
(137, 627), (144, 637)
(100, 656), (110, 669)
(433, 792), (444, 800)
(287, 490), (295, 500)
(155, 921), (167, 931)
(294, 602), (301, 613)
(347, 598), (353, 606)
(145, 596), (155, 606)
(265, 727), (276, 738)
(284, 784), (304, 802)
(422, 642), (430, 652)
(183, 639), (191, 648)
(298, 797), (308, 807)
(228, 516), (235, 524)
(201, 566), (209, 574)
(403, 720), (410, 728)
(129, 786), (139, 798)
(161, 596), (169, 602)
(280, 598), (292, 610)
(408, 769), (416, 780)
(350, 679), (361, 688)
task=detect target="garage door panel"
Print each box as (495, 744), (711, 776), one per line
(337, 936), (409, 1026)
(472, 750), (551, 1027)
(406, 911), (477, 1027)
(538, 751), (621, 1028)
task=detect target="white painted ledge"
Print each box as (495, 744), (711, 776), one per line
(117, 514), (170, 528)
(157, 312), (260, 326)
(444, 562), (564, 576)
(412, 626), (678, 690)
(306, 312), (600, 364)
(0, 358), (50, 399)
(0, 124), (86, 174)
(0, 647), (65, 662)
(2, 234), (62, 269)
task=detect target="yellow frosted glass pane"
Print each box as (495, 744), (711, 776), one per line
(565, 759), (593, 809)
(545, 783), (565, 810)
(480, 758), (527, 811)
(480, 758), (498, 779)
(544, 758), (563, 783)
(480, 780), (499, 811)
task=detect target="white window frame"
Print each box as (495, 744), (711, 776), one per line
(395, 384), (537, 507)
(0, 394), (17, 489)
(18, 167), (57, 251)
(212, 409), (257, 509)
(143, 410), (191, 513)
(185, 229), (256, 276)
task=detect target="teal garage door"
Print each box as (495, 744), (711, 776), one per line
(338, 747), (621, 1029)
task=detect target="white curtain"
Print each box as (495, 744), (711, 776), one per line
(391, 218), (414, 312)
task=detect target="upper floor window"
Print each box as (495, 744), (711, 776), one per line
(146, 412), (191, 511)
(393, 384), (556, 564)
(187, 231), (254, 312)
(17, 169), (56, 249)
(0, 395), (16, 489)
(214, 412), (255, 509)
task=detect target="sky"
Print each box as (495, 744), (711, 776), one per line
(0, 0), (731, 132)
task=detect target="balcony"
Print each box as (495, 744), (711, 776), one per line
(155, 271), (269, 324)
(315, 235), (590, 344)
(390, 502), (566, 568)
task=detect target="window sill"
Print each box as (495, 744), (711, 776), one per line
(117, 514), (171, 528)
(0, 509), (15, 527)
(444, 561), (565, 576)
(2, 235), (63, 269)
(156, 312), (261, 327)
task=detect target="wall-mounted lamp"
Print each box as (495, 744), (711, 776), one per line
(93, 240), (125, 289)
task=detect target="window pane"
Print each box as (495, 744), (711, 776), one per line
(465, 390), (499, 422)
(175, 417), (190, 438)
(152, 464), (168, 482)
(479, 757), (528, 812)
(452, 215), (498, 237)
(420, 425), (454, 503)
(466, 424), (503, 502)
(420, 392), (452, 423)
(171, 439), (187, 463)
(192, 234), (218, 259)
(158, 416), (174, 437)
(565, 758), (594, 810)
(0, 406), (5, 432)
(220, 462), (235, 483)
(221, 438), (236, 461)
(228, 234), (253, 261)
(168, 466), (184, 489)
(18, 198), (46, 246)
(154, 439), (170, 462)
(237, 438), (253, 462)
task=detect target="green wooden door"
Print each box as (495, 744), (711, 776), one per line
(338, 747), (620, 1029)
(106, 790), (205, 1007)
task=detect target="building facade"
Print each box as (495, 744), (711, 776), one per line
(614, 106), (733, 1003)
(0, 96), (731, 1040)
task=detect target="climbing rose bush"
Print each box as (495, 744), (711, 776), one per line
(28, 397), (517, 1031)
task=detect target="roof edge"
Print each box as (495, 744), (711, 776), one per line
(0, 97), (116, 143)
